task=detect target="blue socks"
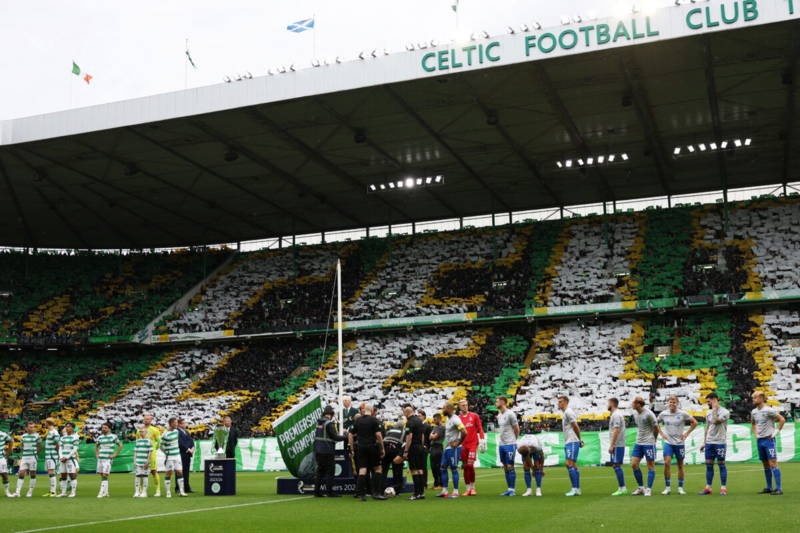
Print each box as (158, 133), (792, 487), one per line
(567, 466), (580, 489)
(664, 476), (671, 487)
(451, 468), (459, 490)
(505, 469), (516, 489)
(524, 470), (532, 489)
(613, 465), (625, 488)
(719, 464), (727, 485)
(678, 478), (684, 488)
(764, 467), (773, 490)
(706, 463), (714, 486)
(441, 468), (448, 489)
(534, 470), (543, 488)
(633, 468), (643, 487)
(771, 467), (781, 490)
(647, 469), (655, 489)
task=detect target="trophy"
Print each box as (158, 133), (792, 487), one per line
(213, 424), (229, 458)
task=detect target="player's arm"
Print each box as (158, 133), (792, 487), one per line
(683, 416), (698, 440)
(95, 441), (101, 458)
(402, 431), (412, 456)
(655, 414), (668, 440)
(571, 420), (583, 446)
(609, 426), (621, 453)
(513, 423), (520, 439)
(700, 419), (709, 451)
(113, 440), (123, 458)
(775, 412), (785, 434)
(375, 432), (385, 458)
(476, 415), (485, 440)
(38, 436), (44, 456)
(750, 415), (757, 439)
(456, 426), (466, 447)
(347, 431), (354, 454)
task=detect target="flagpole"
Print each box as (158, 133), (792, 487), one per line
(336, 258), (344, 433)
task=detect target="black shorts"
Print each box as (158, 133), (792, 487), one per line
(356, 445), (380, 470)
(408, 445), (426, 470)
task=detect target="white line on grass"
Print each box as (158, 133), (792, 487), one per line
(14, 496), (312, 533)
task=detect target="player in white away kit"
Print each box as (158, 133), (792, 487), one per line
(558, 395), (584, 497)
(699, 392), (730, 495)
(160, 418), (187, 497)
(42, 418), (60, 497)
(751, 391), (786, 495)
(517, 431), (545, 496)
(14, 421), (42, 498)
(496, 396), (520, 496)
(133, 426), (154, 498)
(95, 422), (122, 498)
(607, 398), (628, 496)
(0, 428), (13, 497)
(656, 396), (697, 495)
(56, 422), (80, 498)
(630, 396), (658, 496)
(437, 402), (466, 498)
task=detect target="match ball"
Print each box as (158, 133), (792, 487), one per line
(384, 487), (396, 497)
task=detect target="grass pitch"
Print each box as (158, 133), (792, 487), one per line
(4, 463), (797, 533)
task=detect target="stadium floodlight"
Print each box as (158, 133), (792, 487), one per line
(560, 15), (571, 25)
(710, 142), (718, 150)
(481, 30), (490, 38)
(312, 59), (321, 67)
(734, 138), (743, 147)
(621, 153), (629, 161)
(534, 21), (542, 29)
(565, 159), (573, 167)
(506, 26), (516, 34)
(369, 184), (377, 191)
(598, 155), (605, 163)
(520, 24), (530, 32)
(358, 51), (366, 59)
(673, 146), (681, 155)
(371, 49), (378, 58)
(687, 144), (695, 152)
(405, 178), (415, 188)
(556, 161), (564, 168)
(223, 76), (232, 83)
(425, 176), (433, 184)
(380, 184), (386, 190)
(608, 154), (616, 162)
(235, 74), (243, 81)
(244, 71), (253, 79)
(406, 43), (416, 51)
(278, 66), (287, 73)
(289, 64), (296, 71)
(335, 57), (342, 64)
(577, 158), (585, 166)
(267, 68), (275, 75)
(698, 143), (707, 151)
(586, 157), (594, 165)
(572, 15), (582, 23)
(389, 182), (395, 188)
(397, 180), (404, 188)
(720, 140), (729, 149)
(430, 39), (439, 47)
(744, 137), (752, 146)
(416, 178), (423, 185)
(435, 175), (443, 183)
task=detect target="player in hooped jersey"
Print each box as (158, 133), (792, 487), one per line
(699, 392), (730, 495)
(56, 422), (80, 498)
(0, 428), (12, 497)
(457, 398), (485, 496)
(558, 395), (584, 497)
(750, 391), (785, 495)
(42, 418), (60, 497)
(437, 402), (466, 498)
(14, 421), (42, 498)
(95, 422), (122, 498)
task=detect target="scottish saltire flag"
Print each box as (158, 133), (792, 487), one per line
(287, 18), (314, 32)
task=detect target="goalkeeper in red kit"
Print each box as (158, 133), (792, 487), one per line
(458, 399), (486, 496)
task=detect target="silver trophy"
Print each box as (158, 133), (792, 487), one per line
(213, 425), (229, 458)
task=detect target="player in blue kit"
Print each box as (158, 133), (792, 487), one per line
(496, 396), (520, 496)
(630, 396), (658, 496)
(558, 395), (584, 497)
(656, 396), (697, 495)
(699, 393), (730, 495)
(750, 391), (785, 495)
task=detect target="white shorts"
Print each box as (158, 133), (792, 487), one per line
(517, 435), (543, 452)
(134, 464), (150, 476)
(19, 457), (37, 472)
(164, 457), (182, 473)
(45, 458), (58, 471)
(96, 459), (112, 475)
(58, 458), (78, 475)
(0, 457), (7, 474)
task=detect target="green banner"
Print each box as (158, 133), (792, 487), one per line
(271, 394), (323, 481)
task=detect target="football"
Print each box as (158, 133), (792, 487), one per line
(384, 487), (396, 497)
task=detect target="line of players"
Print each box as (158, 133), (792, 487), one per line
(0, 415), (189, 499)
(349, 389), (786, 500)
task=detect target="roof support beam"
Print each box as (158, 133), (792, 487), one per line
(313, 96), (462, 218)
(18, 146), (203, 245)
(701, 36), (729, 202)
(532, 63), (616, 201)
(619, 50), (673, 196)
(184, 121), (361, 228)
(0, 155), (35, 247)
(9, 150), (140, 248)
(241, 107), (412, 223)
(73, 137), (262, 239)
(383, 85), (512, 211)
(782, 27), (800, 183)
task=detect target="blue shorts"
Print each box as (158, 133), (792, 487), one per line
(632, 444), (655, 461)
(704, 443), (726, 462)
(757, 438), (777, 462)
(663, 443), (685, 460)
(609, 446), (625, 464)
(498, 444), (517, 467)
(564, 441), (580, 462)
(441, 446), (461, 469)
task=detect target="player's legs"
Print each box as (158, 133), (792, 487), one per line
(150, 451), (161, 496)
(630, 446), (645, 494)
(438, 448), (452, 496)
(14, 466), (28, 497)
(564, 442), (580, 496)
(68, 470), (78, 498)
(448, 446), (460, 496)
(175, 468), (186, 496)
(533, 451), (544, 495)
(758, 438), (781, 494)
(610, 447), (627, 495)
(45, 460), (57, 496)
(662, 444), (673, 494)
(644, 447), (656, 494)
(499, 445), (516, 495)
(461, 447), (477, 494)
(163, 461), (174, 498)
(25, 465), (37, 497)
(519, 447), (532, 495)
(675, 446), (686, 492)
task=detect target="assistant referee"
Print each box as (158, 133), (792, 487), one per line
(402, 406), (427, 500)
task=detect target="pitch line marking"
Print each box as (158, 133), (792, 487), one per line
(14, 495), (312, 533)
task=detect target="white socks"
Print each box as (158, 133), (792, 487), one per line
(49, 475), (57, 494)
(100, 479), (108, 495)
(60, 479), (68, 495)
(165, 478), (171, 496)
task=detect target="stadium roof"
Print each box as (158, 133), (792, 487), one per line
(0, 5), (798, 249)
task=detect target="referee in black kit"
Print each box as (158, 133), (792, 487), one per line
(348, 404), (387, 501)
(402, 406), (427, 500)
